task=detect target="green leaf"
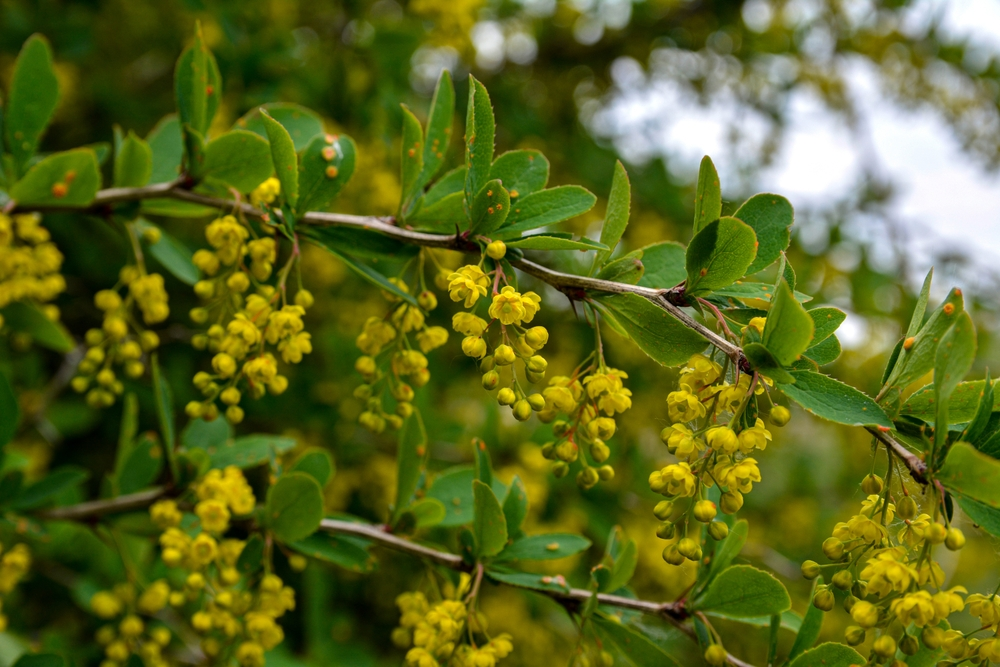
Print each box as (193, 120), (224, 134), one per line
(290, 448), (334, 488)
(761, 279), (815, 366)
(788, 577), (825, 661)
(593, 293), (707, 366)
(882, 287), (965, 406)
(779, 370), (892, 427)
(489, 150), (549, 199)
(134, 219), (199, 285)
(416, 70), (455, 190)
(493, 186), (597, 240)
(464, 76), (495, 211)
(201, 434), (297, 470)
(786, 643), (864, 667)
(236, 534), (265, 576)
(422, 165), (466, 207)
(744, 342), (795, 384)
(260, 110), (299, 209)
(290, 533), (375, 573)
(808, 307), (846, 345)
(591, 615), (683, 667)
(938, 442), (1000, 509)
(427, 467), (477, 526)
(13, 466), (89, 510)
(484, 567), (572, 594)
(636, 241), (686, 289)
(12, 654), (64, 667)
(693, 156), (722, 234)
(685, 217), (758, 296)
(181, 124), (207, 178)
(469, 178), (510, 234)
(310, 243), (417, 306)
(116, 435), (164, 495)
(0, 302), (73, 352)
(501, 476), (528, 539)
(594, 160), (631, 268)
(296, 133), (356, 214)
(804, 334), (841, 366)
(408, 190), (466, 229)
(235, 103), (324, 151)
(150, 353), (177, 480)
(506, 235), (608, 252)
(704, 609), (803, 632)
(711, 282), (812, 304)
(693, 564), (791, 617)
(114, 131), (152, 188)
(409, 497), (447, 528)
(202, 130), (273, 193)
(933, 311), (976, 450)
(394, 410), (428, 520)
(959, 497), (1000, 537)
(907, 268), (934, 339)
(702, 519), (748, 589)
(147, 115), (183, 183)
(496, 534), (591, 562)
(473, 438), (493, 488)
(963, 369), (994, 444)
(597, 250), (644, 284)
(901, 379), (997, 424)
(399, 105), (424, 213)
(473, 479), (507, 558)
(266, 472), (325, 543)
(181, 417), (232, 450)
(5, 35), (59, 174)
(10, 149), (101, 207)
(300, 226), (419, 262)
(733, 193), (793, 274)
(174, 24), (221, 137)
(599, 525), (638, 593)
(0, 372), (19, 449)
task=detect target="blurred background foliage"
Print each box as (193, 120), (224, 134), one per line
(1, 1), (999, 666)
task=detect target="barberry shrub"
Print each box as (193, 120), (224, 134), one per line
(1, 26), (999, 667)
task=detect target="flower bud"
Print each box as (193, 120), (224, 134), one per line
(526, 369), (545, 384)
(707, 521), (729, 540)
(396, 402), (413, 418)
(189, 307), (209, 324)
(704, 645), (726, 666)
(822, 537), (845, 561)
(844, 626), (866, 646)
(486, 240), (506, 260)
(945, 527), (965, 550)
(812, 587), (835, 612)
(677, 537), (702, 561)
(873, 635), (896, 659)
(527, 355), (548, 373)
(720, 491), (743, 514)
(527, 393), (546, 411)
(851, 580), (868, 598)
(921, 626), (944, 650)
(354, 384), (372, 400)
(462, 336), (487, 359)
(590, 440), (610, 463)
(832, 569), (853, 590)
(525, 326), (548, 349)
(417, 290), (437, 311)
(861, 473), (883, 495)
(577, 467), (599, 489)
(769, 405), (791, 426)
(653, 500), (674, 521)
(513, 399), (532, 421)
(552, 462), (569, 478)
(661, 544), (685, 566)
(801, 560), (821, 579)
(851, 600), (879, 628)
(553, 420), (570, 437)
(498, 387), (516, 406)
(924, 522), (947, 545)
(494, 344), (516, 365)
(655, 523), (675, 540)
(555, 441), (578, 462)
(896, 495), (918, 520)
(693, 500), (717, 523)
(482, 371), (500, 390)
(899, 634), (919, 656)
(194, 280), (216, 299)
(597, 465), (614, 481)
(355, 356), (376, 376)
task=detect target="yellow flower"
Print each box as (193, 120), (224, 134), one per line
(243, 354), (278, 386)
(737, 419), (771, 453)
(90, 591), (123, 619)
(149, 499), (182, 529)
(195, 499), (231, 533)
(890, 591), (936, 627)
(660, 423), (705, 460)
(356, 316), (397, 355)
(452, 312), (488, 336)
(278, 331), (313, 363)
(447, 265), (489, 307)
(137, 580), (171, 614)
(706, 426), (740, 454)
(250, 177), (281, 206)
(416, 326), (449, 353)
(859, 548), (917, 598)
(713, 456), (761, 493)
(679, 354), (722, 391)
(598, 387), (632, 415)
(393, 304), (426, 333)
(488, 286), (531, 325)
(967, 593), (1000, 631)
(667, 389), (706, 423)
(649, 462), (697, 497)
(205, 216), (248, 265)
(129, 272), (170, 324)
(188, 533), (218, 569)
(583, 368), (628, 397)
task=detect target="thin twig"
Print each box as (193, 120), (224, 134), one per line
(866, 427), (927, 484)
(37, 486), (167, 520)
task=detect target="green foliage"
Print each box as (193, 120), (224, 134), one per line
(489, 150), (548, 199)
(472, 479), (507, 558)
(394, 410), (428, 521)
(938, 442), (1000, 509)
(10, 149), (101, 207)
(779, 370), (893, 427)
(0, 302), (73, 352)
(469, 179), (510, 234)
(464, 77), (495, 213)
(593, 293), (707, 366)
(235, 104), (324, 152)
(493, 185), (597, 239)
(786, 643), (864, 667)
(787, 577), (825, 661)
(114, 132), (153, 188)
(733, 194), (794, 275)
(261, 111), (299, 210)
(495, 534), (591, 562)
(134, 219), (200, 285)
(636, 242), (686, 288)
(692, 156), (721, 234)
(290, 533), (373, 573)
(4, 35), (59, 175)
(266, 472), (325, 543)
(296, 134), (356, 214)
(0, 371), (18, 449)
(174, 23), (221, 138)
(593, 160), (631, 269)
(290, 448), (334, 488)
(684, 217), (758, 297)
(761, 279), (815, 366)
(202, 130), (273, 193)
(592, 615), (683, 667)
(693, 565), (791, 618)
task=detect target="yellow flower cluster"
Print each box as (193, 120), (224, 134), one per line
(802, 483), (974, 657)
(188, 212), (315, 423)
(353, 272), (448, 433)
(537, 366), (629, 489)
(90, 582), (175, 667)
(445, 264), (551, 425)
(72, 265), (165, 408)
(141, 468), (294, 667)
(0, 543), (30, 632)
(392, 575), (514, 667)
(250, 177), (281, 207)
(648, 354), (776, 566)
(0, 213), (65, 330)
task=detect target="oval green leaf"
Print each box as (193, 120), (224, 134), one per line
(266, 472), (325, 544)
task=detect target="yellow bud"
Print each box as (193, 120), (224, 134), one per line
(704, 645), (727, 666)
(294, 289), (315, 308)
(494, 344), (515, 365)
(822, 537), (845, 560)
(482, 371), (500, 390)
(873, 635), (896, 659)
(486, 240), (506, 259)
(527, 393), (545, 411)
(289, 554), (308, 572)
(707, 521), (729, 540)
(512, 399), (532, 421)
(801, 560), (821, 579)
(832, 569), (853, 590)
(896, 495), (918, 520)
(812, 587), (835, 612)
(417, 290), (437, 311)
(844, 626), (866, 646)
(944, 527), (965, 550)
(693, 500), (717, 522)
(677, 537), (702, 561)
(194, 280), (215, 299)
(769, 405), (791, 426)
(719, 491), (743, 514)
(221, 387), (241, 405)
(497, 387), (516, 406)
(861, 474), (883, 495)
(226, 406), (245, 424)
(597, 465), (614, 480)
(227, 272), (250, 293)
